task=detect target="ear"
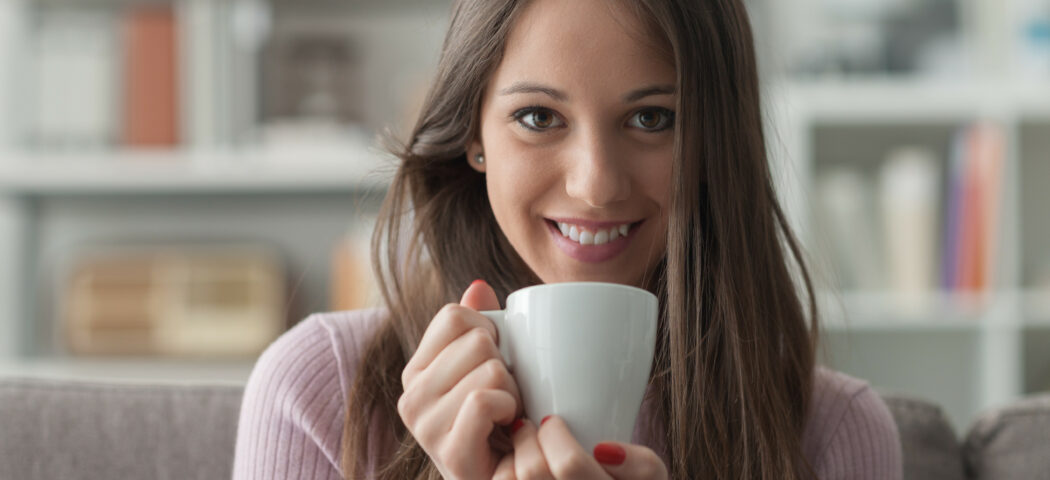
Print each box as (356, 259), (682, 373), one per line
(467, 139), (486, 173)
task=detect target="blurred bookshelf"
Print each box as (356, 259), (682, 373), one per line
(760, 0), (1050, 434)
(0, 0), (448, 384)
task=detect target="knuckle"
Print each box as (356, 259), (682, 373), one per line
(550, 453), (589, 478)
(400, 366), (414, 389)
(437, 443), (468, 475)
(413, 418), (438, 449)
(438, 303), (465, 325)
(463, 389), (493, 415)
(396, 392), (413, 421)
(466, 327), (493, 350)
(481, 358), (509, 387)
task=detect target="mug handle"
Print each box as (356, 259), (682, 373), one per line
(480, 310), (511, 370)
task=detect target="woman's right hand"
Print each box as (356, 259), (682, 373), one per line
(398, 280), (524, 480)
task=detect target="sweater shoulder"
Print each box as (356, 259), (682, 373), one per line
(233, 308), (386, 479)
(802, 366), (903, 479)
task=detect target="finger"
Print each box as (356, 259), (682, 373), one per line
(536, 416), (612, 479)
(403, 303), (497, 386)
(445, 389), (518, 475)
(437, 357), (524, 421)
(493, 453), (517, 480)
(413, 325), (502, 399)
(408, 357), (522, 449)
(593, 442), (668, 480)
(510, 419), (554, 480)
(460, 279), (501, 312)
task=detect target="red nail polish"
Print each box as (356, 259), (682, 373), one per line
(540, 415), (551, 426)
(471, 279), (487, 288)
(593, 443), (626, 465)
(511, 418), (524, 434)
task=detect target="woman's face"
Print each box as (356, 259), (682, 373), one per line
(470, 0), (675, 287)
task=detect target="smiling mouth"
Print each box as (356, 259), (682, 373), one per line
(544, 219), (643, 245)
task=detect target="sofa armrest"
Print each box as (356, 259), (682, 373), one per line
(0, 377), (244, 480)
(881, 393), (965, 480)
(964, 393), (1050, 480)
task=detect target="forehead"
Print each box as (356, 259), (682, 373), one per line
(493, 0), (675, 94)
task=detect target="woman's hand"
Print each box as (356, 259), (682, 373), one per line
(398, 280), (523, 480)
(492, 416), (669, 480)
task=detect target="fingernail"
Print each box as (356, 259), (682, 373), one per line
(593, 443), (626, 465)
(511, 418), (524, 434)
(540, 415), (551, 426)
(471, 279), (487, 288)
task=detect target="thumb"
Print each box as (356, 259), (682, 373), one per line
(460, 279), (501, 312)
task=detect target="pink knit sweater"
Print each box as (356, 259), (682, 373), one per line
(233, 309), (902, 479)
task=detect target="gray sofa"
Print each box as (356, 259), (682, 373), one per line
(0, 377), (1047, 479)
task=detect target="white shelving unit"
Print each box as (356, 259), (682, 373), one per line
(761, 0), (1050, 429)
(0, 0), (449, 384)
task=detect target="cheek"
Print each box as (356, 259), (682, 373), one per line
(484, 145), (552, 230)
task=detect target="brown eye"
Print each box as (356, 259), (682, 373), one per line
(514, 107), (565, 131)
(532, 111), (554, 128)
(639, 111), (660, 128)
(628, 108), (675, 132)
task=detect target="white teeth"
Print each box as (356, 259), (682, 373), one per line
(554, 221), (634, 245)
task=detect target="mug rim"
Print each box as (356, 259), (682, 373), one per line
(510, 281), (656, 302)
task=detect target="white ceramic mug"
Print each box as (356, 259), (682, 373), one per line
(481, 282), (658, 452)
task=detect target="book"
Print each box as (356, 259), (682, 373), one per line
(121, 5), (180, 147)
(948, 122), (1005, 294)
(29, 9), (118, 149)
(879, 147), (940, 309)
(815, 168), (883, 291)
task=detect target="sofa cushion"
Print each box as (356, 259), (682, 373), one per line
(881, 393), (965, 480)
(0, 377), (243, 480)
(964, 393), (1050, 480)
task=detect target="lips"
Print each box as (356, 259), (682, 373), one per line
(544, 218), (642, 263)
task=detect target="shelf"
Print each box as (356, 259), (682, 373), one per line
(1024, 290), (1050, 324)
(775, 78), (1050, 123)
(0, 147), (396, 195)
(818, 290), (1030, 331)
(0, 356), (256, 385)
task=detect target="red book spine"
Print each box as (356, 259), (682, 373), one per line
(121, 6), (179, 147)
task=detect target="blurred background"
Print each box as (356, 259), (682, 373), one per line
(0, 0), (1047, 436)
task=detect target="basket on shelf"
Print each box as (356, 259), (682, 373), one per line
(63, 245), (288, 357)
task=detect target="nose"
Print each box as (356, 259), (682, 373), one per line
(564, 129), (631, 208)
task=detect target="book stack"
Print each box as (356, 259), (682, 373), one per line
(27, 2), (267, 151)
(814, 122), (1006, 309)
(941, 123), (1005, 296)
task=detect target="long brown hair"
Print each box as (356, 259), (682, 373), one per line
(341, 0), (820, 478)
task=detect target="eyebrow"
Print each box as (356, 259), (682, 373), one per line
(498, 82), (676, 103)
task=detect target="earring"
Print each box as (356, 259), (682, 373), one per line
(474, 153), (485, 165)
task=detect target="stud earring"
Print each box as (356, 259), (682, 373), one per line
(474, 153), (485, 164)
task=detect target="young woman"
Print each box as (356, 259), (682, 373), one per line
(233, 0), (903, 479)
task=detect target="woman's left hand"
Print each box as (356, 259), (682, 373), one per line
(492, 415), (668, 480)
